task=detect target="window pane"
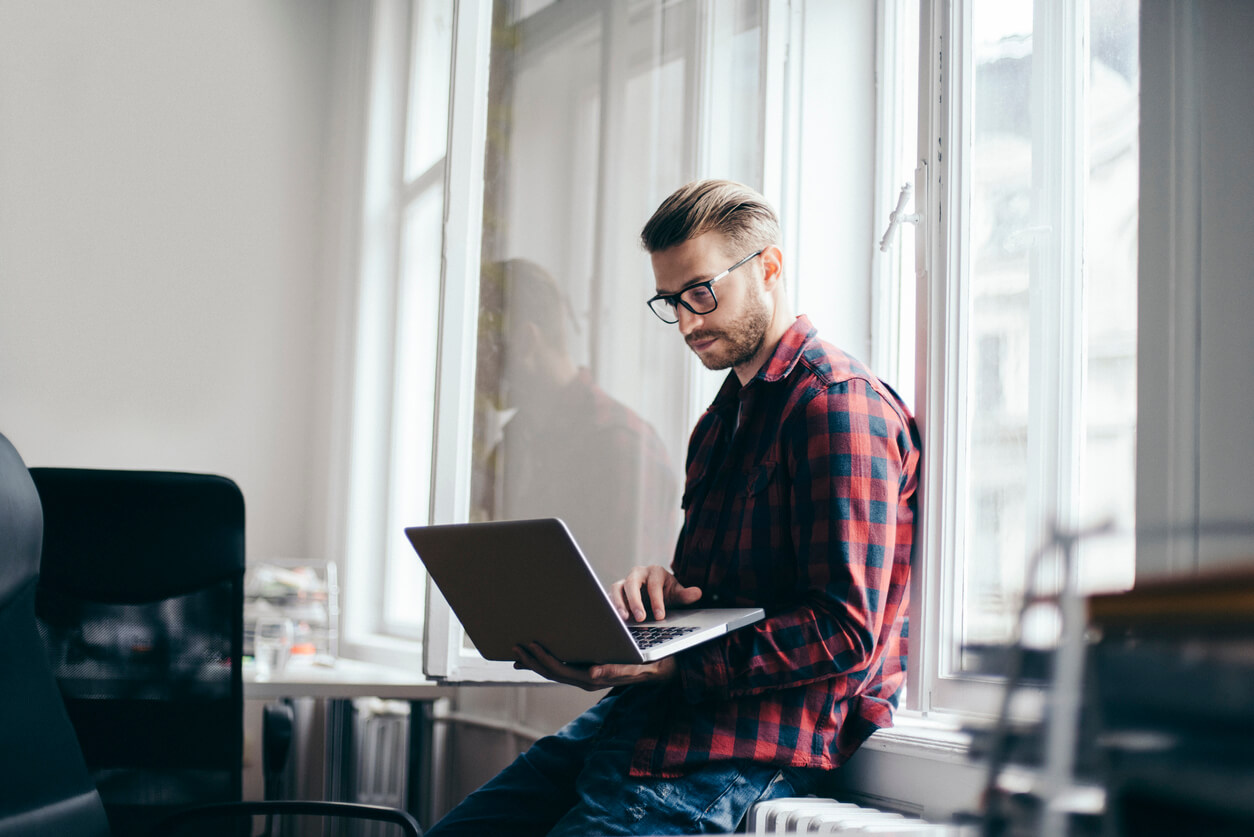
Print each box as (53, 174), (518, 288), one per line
(1077, 0), (1138, 593)
(404, 0), (454, 181)
(705, 0), (763, 184)
(462, 1), (765, 657)
(956, 0), (1138, 657)
(962, 0), (1035, 651)
(383, 187), (445, 635)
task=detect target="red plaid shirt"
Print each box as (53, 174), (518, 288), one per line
(627, 315), (920, 777)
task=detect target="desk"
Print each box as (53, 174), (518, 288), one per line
(244, 657), (452, 829)
(244, 656), (449, 702)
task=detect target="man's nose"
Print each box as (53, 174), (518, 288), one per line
(676, 306), (703, 335)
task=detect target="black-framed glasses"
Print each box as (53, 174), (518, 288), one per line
(645, 250), (762, 324)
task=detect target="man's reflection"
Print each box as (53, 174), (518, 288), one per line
(473, 259), (678, 583)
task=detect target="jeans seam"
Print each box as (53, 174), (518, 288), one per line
(698, 765), (747, 819)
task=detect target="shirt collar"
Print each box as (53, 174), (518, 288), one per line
(755, 315), (817, 384)
(710, 315), (817, 410)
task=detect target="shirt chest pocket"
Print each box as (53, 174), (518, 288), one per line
(732, 460), (784, 536)
(743, 461), (777, 497)
(722, 460), (790, 596)
(681, 459), (780, 533)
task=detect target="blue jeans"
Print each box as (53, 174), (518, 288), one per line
(425, 687), (824, 836)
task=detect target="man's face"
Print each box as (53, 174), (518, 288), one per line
(650, 232), (771, 374)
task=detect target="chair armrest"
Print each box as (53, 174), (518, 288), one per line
(149, 800), (422, 837)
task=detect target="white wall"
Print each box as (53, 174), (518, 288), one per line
(1137, 0), (1254, 574)
(0, 0), (357, 563)
(1194, 3), (1254, 564)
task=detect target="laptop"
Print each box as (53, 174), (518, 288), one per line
(405, 518), (764, 664)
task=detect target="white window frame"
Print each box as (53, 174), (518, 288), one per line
(340, 0), (457, 668)
(341, 0), (424, 665)
(421, 0), (498, 682)
(422, 0), (795, 683)
(905, 0), (1137, 721)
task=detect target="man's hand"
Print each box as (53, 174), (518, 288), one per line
(609, 565), (702, 622)
(513, 642), (677, 691)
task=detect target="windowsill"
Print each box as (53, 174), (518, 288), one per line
(862, 711), (974, 764)
(338, 630), (424, 673)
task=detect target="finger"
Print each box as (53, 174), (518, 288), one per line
(608, 580), (630, 620)
(524, 643), (598, 691)
(646, 572), (668, 620)
(513, 645), (539, 675)
(623, 567), (650, 621)
(587, 663), (637, 684)
(587, 661), (668, 687)
(587, 664), (617, 682)
(674, 584), (703, 605)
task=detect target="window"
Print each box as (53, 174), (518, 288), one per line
(424, 0), (788, 682)
(906, 0), (1139, 716)
(340, 0), (1139, 716)
(339, 0), (790, 675)
(341, 0), (454, 661)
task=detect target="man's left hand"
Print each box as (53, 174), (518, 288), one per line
(513, 642), (677, 691)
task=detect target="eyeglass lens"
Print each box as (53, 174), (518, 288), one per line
(649, 285), (717, 322)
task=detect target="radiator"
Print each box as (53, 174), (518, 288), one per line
(352, 698), (411, 836)
(748, 797), (966, 834)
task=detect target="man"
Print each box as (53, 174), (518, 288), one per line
(427, 180), (920, 836)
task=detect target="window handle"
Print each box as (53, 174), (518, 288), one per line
(878, 182), (921, 252)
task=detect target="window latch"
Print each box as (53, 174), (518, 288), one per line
(878, 182), (921, 252)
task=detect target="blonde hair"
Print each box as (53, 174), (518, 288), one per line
(640, 179), (780, 254)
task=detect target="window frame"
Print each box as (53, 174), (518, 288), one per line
(339, 0), (1140, 719)
(421, 0), (497, 682)
(422, 0), (794, 683)
(340, 0), (459, 667)
(340, 0), (427, 665)
(905, 0), (1138, 721)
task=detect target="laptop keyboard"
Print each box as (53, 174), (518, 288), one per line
(629, 625), (698, 649)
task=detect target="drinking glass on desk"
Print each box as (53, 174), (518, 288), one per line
(253, 616), (294, 680)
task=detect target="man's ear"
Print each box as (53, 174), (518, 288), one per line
(760, 245), (784, 291)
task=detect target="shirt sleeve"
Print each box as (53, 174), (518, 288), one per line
(674, 377), (914, 703)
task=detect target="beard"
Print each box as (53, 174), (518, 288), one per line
(686, 290), (772, 371)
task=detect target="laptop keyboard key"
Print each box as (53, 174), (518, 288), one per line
(629, 625), (698, 648)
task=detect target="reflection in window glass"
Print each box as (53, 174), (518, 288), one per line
(464, 1), (766, 656)
(959, 0), (1138, 656)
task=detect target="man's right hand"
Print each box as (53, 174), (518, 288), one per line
(609, 565), (702, 622)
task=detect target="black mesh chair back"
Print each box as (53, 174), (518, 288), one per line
(0, 434), (112, 837)
(30, 467), (246, 837)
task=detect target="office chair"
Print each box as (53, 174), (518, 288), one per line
(29, 466), (247, 837)
(0, 432), (112, 835)
(0, 441), (421, 837)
